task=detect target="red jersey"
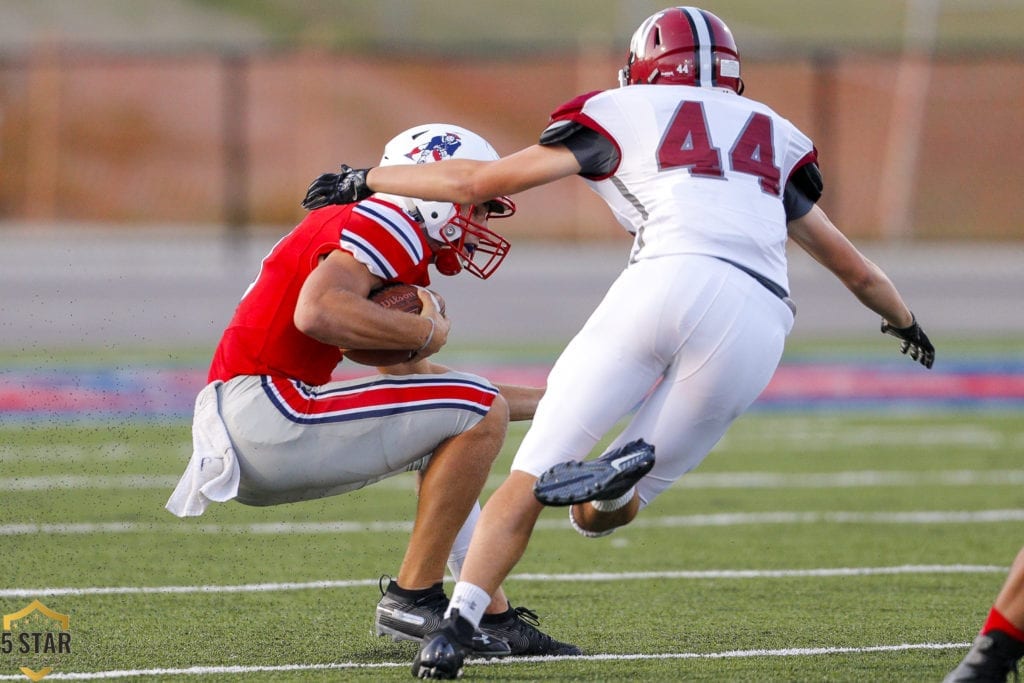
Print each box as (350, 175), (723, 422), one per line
(207, 197), (432, 386)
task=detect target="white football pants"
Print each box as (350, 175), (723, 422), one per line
(511, 253), (794, 507)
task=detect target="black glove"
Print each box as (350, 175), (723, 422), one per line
(881, 315), (935, 369)
(301, 165), (373, 210)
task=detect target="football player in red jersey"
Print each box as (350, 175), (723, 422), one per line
(166, 123), (580, 658)
(302, 7), (935, 678)
(945, 545), (1024, 682)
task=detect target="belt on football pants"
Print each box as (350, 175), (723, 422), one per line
(714, 256), (796, 315)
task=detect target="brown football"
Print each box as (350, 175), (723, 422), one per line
(343, 284), (428, 367)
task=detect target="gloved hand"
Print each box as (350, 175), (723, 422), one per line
(301, 164), (373, 210)
(881, 315), (935, 369)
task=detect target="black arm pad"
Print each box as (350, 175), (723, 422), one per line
(541, 121), (619, 178)
(539, 119), (583, 145)
(790, 162), (824, 203)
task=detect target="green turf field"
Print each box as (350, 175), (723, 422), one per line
(2, 406), (1022, 681)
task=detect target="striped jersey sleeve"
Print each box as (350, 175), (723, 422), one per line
(342, 197), (429, 281)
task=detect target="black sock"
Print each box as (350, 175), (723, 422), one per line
(388, 580), (443, 598)
(480, 606), (515, 623)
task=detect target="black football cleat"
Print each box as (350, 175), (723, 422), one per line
(944, 630), (1024, 683)
(479, 606), (581, 656)
(412, 609), (510, 679)
(375, 576), (510, 659)
(533, 439), (655, 507)
(374, 576), (448, 643)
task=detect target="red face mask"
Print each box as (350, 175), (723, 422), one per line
(432, 197), (515, 279)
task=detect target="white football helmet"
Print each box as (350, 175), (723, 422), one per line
(377, 123), (515, 279)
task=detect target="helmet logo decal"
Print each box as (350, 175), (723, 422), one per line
(720, 59), (740, 78)
(405, 132), (463, 164)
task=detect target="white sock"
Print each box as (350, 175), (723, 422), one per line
(446, 501), (481, 581)
(445, 581), (491, 628)
(590, 485), (636, 512)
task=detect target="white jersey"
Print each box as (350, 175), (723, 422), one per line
(556, 85), (816, 293)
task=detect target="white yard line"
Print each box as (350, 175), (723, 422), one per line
(0, 474), (179, 490)
(0, 564), (1006, 599)
(3, 468), (1024, 491)
(4, 508), (1024, 538)
(2, 421), (1018, 464)
(0, 642), (973, 680)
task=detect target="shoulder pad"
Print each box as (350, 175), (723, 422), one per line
(548, 90), (604, 122)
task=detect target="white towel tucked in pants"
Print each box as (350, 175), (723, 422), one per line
(165, 381), (240, 517)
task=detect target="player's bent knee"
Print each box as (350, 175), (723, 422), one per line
(479, 393), (510, 433)
(470, 393), (509, 457)
(490, 392), (509, 420)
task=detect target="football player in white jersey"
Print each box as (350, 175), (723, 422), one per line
(302, 7), (935, 678)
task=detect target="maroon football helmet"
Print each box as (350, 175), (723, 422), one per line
(618, 6), (744, 95)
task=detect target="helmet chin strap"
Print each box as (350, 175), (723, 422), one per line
(433, 246), (462, 276)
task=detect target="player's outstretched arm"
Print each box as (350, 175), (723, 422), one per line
(301, 144), (581, 210)
(788, 205), (935, 368)
(493, 384), (545, 421)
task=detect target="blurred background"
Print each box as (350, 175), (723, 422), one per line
(1, 0), (1022, 353)
(3, 9), (1021, 679)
